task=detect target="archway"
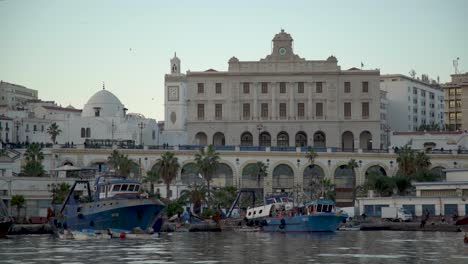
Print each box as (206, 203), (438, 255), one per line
(313, 131), (326, 148)
(295, 131), (307, 147)
(240, 132), (253, 146)
(272, 164), (294, 193)
(242, 163), (264, 188)
(360, 131), (372, 150)
(430, 166), (446, 181)
(365, 165), (387, 180)
(195, 132), (207, 145)
(213, 132), (225, 146)
(342, 131), (354, 151)
(277, 131), (289, 146)
(259, 132), (271, 147)
(303, 164), (325, 198)
(212, 163), (234, 188)
(181, 163), (203, 185)
(334, 164), (355, 206)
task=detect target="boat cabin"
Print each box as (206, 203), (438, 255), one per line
(97, 179), (141, 200)
(305, 199), (336, 215)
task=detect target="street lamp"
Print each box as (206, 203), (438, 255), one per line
(138, 122), (146, 146)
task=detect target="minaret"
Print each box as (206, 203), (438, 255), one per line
(170, 52), (181, 74)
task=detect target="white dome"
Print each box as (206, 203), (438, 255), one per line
(82, 89), (125, 118)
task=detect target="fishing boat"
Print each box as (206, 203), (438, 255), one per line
(56, 175), (165, 232)
(246, 197), (347, 232)
(0, 200), (13, 238)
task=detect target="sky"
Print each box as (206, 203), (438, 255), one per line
(1, 0), (467, 121)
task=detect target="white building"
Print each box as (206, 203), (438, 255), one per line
(380, 74), (444, 132)
(380, 90), (389, 149)
(164, 30), (382, 151)
(0, 81), (38, 110)
(391, 131), (468, 153)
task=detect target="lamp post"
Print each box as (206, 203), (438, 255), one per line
(138, 122), (146, 146)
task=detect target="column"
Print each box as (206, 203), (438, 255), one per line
(253, 82), (259, 120)
(271, 82), (277, 120)
(288, 82), (295, 120)
(308, 82), (313, 120)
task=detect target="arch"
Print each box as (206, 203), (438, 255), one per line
(241, 162), (263, 188)
(240, 132), (253, 146)
(212, 163), (234, 187)
(303, 164), (325, 198)
(277, 131), (289, 146)
(342, 131), (354, 151)
(430, 166), (446, 181)
(62, 160), (74, 166)
(359, 131), (372, 150)
(365, 165), (387, 177)
(213, 132), (225, 146)
(334, 164), (355, 189)
(89, 161), (109, 173)
(180, 162), (203, 185)
(295, 131), (307, 147)
(313, 131), (326, 148)
(259, 132), (271, 147)
(195, 132), (208, 145)
(272, 164), (294, 192)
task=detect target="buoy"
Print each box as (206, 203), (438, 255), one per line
(119, 232), (126, 239)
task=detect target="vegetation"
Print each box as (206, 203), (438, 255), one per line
(194, 145), (220, 206)
(365, 173), (394, 197)
(143, 170), (161, 196)
(305, 148), (317, 166)
(245, 161), (268, 188)
(47, 122), (62, 144)
(321, 178), (336, 201)
(11, 194), (25, 219)
(107, 150), (139, 177)
(20, 143), (45, 177)
(416, 123), (441, 132)
(164, 200), (185, 217)
(0, 148), (7, 156)
(211, 186), (237, 209)
(396, 145), (436, 181)
(155, 151), (180, 199)
(179, 184), (208, 214)
(50, 182), (70, 204)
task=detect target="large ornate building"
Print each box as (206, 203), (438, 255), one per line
(163, 30), (381, 150)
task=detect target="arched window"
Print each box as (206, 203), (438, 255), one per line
(81, 128), (86, 138)
(342, 131), (354, 151)
(259, 132), (271, 147)
(240, 132), (253, 146)
(195, 132), (207, 145)
(295, 131), (307, 147)
(313, 131), (326, 148)
(360, 131), (372, 151)
(213, 132), (225, 146)
(277, 132), (289, 146)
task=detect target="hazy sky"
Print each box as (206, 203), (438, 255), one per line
(1, 0), (467, 121)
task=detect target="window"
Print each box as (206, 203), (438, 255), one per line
(41, 125), (44, 132)
(261, 82), (268, 94)
(456, 100), (462, 108)
(421, 90), (426, 97)
(344, 82), (351, 93)
(81, 128), (85, 138)
(243, 103), (250, 119)
(456, 88), (462, 95)
(215, 104), (222, 120)
(279, 103), (287, 118)
(449, 100), (455, 108)
(362, 82), (369, 93)
(457, 112), (462, 120)
(344, 102), (351, 119)
(197, 83), (204, 94)
(449, 89), (455, 96)
(112, 185), (121, 192)
(429, 93), (435, 99)
(197, 104), (204, 120)
(243, 83), (250, 94)
(261, 103), (268, 118)
(413, 88), (418, 95)
(316, 103), (323, 118)
(316, 82), (323, 93)
(215, 83), (222, 94)
(121, 185), (128, 191)
(33, 125), (37, 132)
(152, 130), (156, 140)
(450, 113), (456, 120)
(362, 102), (369, 119)
(86, 128), (91, 138)
(297, 103), (305, 118)
(298, 82), (304, 94)
(280, 82), (286, 93)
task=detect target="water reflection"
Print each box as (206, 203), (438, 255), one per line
(0, 232), (467, 263)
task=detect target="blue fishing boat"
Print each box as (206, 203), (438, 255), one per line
(247, 198), (347, 232)
(57, 175), (165, 232)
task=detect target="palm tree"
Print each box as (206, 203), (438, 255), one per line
(321, 178), (335, 201)
(246, 161), (268, 188)
(50, 183), (70, 204)
(179, 184), (208, 215)
(143, 170), (160, 195)
(396, 145), (415, 177)
(305, 148), (317, 166)
(393, 175), (412, 195)
(155, 151), (180, 199)
(106, 150), (138, 176)
(194, 145), (220, 204)
(24, 143), (44, 162)
(0, 148), (7, 157)
(107, 150), (121, 171)
(415, 151), (431, 172)
(11, 194), (25, 220)
(47, 122), (62, 144)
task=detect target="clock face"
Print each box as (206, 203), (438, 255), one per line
(279, 47), (287, 55)
(168, 86), (179, 101)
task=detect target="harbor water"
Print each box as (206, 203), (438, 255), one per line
(1, 231), (468, 264)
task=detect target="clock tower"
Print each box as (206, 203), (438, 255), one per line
(162, 52), (187, 145)
(262, 29), (304, 61)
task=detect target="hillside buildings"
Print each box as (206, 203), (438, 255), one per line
(443, 72), (468, 131)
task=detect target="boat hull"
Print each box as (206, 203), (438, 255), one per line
(262, 214), (346, 232)
(63, 199), (165, 232)
(0, 219), (13, 238)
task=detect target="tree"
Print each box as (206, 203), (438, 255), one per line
(417, 123), (440, 132)
(415, 151), (431, 172)
(321, 178), (335, 201)
(47, 122), (62, 144)
(393, 175), (412, 195)
(246, 161), (268, 188)
(143, 170), (160, 196)
(179, 184), (208, 214)
(0, 148), (7, 157)
(155, 151), (180, 199)
(11, 194), (25, 219)
(50, 183), (70, 204)
(106, 150), (138, 176)
(107, 150), (122, 171)
(365, 173), (394, 197)
(396, 145), (416, 177)
(21, 144), (45, 177)
(305, 148), (317, 166)
(409, 69), (417, 79)
(212, 186), (237, 209)
(194, 145), (220, 205)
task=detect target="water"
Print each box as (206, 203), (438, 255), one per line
(1, 231), (468, 264)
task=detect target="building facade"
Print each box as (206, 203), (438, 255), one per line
(165, 30), (381, 150)
(443, 72), (468, 131)
(380, 74), (444, 133)
(0, 81), (38, 110)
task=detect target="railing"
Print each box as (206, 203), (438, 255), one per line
(271, 146), (296, 152)
(300, 147), (327, 152)
(239, 146), (266, 151)
(214, 145), (235, 151)
(178, 145), (204, 151)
